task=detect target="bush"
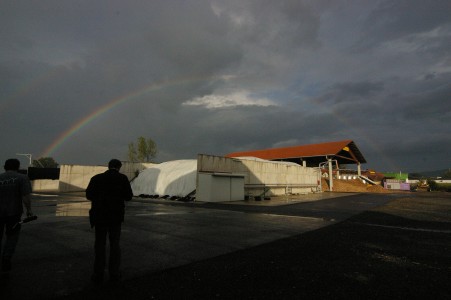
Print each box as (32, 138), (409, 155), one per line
(428, 179), (438, 191)
(429, 181), (451, 192)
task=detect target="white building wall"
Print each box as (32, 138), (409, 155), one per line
(435, 179), (451, 184)
(197, 173), (245, 202)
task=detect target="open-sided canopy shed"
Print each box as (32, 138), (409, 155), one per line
(225, 140), (366, 168)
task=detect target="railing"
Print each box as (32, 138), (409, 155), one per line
(245, 183), (320, 199)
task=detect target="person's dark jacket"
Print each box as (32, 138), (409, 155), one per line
(86, 169), (133, 226)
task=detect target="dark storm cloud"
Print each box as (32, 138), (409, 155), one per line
(1, 0), (450, 172)
(401, 82), (451, 121)
(219, 0), (320, 48)
(316, 81), (385, 105)
(362, 0), (451, 46)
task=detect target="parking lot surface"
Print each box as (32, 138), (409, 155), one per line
(1, 192), (397, 299)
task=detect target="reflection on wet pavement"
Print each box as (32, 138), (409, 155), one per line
(55, 202), (90, 217)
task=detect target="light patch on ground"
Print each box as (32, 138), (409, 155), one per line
(372, 196), (451, 222)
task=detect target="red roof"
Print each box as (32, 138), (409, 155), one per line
(225, 140), (366, 164)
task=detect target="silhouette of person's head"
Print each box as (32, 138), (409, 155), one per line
(108, 159), (122, 171)
(4, 158), (20, 171)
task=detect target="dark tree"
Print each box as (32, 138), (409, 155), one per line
(127, 137), (157, 162)
(32, 157), (59, 168)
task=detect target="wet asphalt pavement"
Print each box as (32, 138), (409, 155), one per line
(0, 192), (398, 299)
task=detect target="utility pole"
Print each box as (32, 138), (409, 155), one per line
(16, 153), (32, 167)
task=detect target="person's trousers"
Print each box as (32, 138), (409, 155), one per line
(0, 215), (21, 261)
(93, 222), (122, 277)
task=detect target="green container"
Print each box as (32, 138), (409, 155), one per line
(383, 172), (409, 180)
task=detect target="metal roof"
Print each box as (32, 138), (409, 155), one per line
(225, 140), (367, 165)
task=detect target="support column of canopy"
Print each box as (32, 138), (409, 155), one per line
(328, 158), (333, 191)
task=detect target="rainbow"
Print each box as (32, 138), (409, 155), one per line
(40, 76), (212, 158)
(42, 75), (396, 171)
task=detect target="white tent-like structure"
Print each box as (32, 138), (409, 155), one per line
(131, 159), (197, 197)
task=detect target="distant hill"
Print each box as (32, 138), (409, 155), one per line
(410, 169), (449, 178)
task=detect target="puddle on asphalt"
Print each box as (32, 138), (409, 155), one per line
(55, 202), (90, 217)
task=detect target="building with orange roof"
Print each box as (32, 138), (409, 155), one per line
(225, 140), (366, 176)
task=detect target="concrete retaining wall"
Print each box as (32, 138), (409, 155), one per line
(31, 179), (59, 191)
(197, 154), (320, 197)
(59, 165), (107, 192)
(32, 162), (154, 192)
(33, 155), (321, 197)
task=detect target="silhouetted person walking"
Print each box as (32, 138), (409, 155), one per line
(0, 158), (33, 274)
(86, 159), (133, 283)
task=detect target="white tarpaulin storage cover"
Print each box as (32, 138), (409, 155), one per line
(131, 160), (197, 197)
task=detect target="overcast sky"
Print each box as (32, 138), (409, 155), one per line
(1, 0), (450, 172)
